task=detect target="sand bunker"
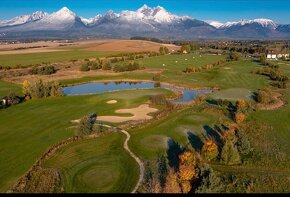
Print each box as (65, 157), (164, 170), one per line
(97, 104), (158, 123)
(106, 100), (117, 104)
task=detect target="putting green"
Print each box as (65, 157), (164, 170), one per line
(43, 133), (139, 193)
(210, 88), (253, 101)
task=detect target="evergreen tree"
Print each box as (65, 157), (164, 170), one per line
(220, 139), (241, 165)
(195, 165), (224, 193)
(157, 155), (168, 191)
(77, 115), (93, 136)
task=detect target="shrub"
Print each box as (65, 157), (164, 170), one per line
(31, 65), (56, 75)
(150, 94), (167, 105)
(228, 52), (240, 61)
(50, 81), (63, 97)
(29, 79), (50, 99)
(256, 89), (271, 104)
(152, 74), (161, 81)
(7, 92), (21, 105)
(80, 64), (90, 72)
(101, 60), (112, 70)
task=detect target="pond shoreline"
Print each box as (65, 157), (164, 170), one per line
(62, 80), (213, 103)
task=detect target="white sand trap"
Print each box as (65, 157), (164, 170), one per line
(224, 67), (232, 70)
(97, 104), (158, 123)
(106, 100), (117, 104)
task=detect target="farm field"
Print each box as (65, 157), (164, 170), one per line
(0, 88), (172, 192)
(43, 133), (139, 193)
(0, 39), (180, 67)
(0, 49), (117, 67)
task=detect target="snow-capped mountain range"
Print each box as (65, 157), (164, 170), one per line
(0, 5), (289, 39)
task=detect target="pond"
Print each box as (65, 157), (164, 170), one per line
(62, 81), (211, 103)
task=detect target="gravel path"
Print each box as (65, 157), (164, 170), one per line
(100, 123), (144, 193)
(119, 129), (144, 193)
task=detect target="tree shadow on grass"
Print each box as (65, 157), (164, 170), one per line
(166, 138), (183, 171)
(203, 125), (224, 148)
(187, 131), (204, 153)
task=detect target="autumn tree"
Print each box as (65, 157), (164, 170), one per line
(22, 80), (31, 99)
(178, 151), (198, 193)
(164, 169), (182, 193)
(235, 99), (246, 111)
(50, 81), (63, 97)
(235, 112), (246, 124)
(29, 79), (50, 99)
(201, 139), (219, 162)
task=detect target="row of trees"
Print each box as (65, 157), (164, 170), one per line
(182, 59), (225, 73)
(30, 65), (56, 75)
(112, 61), (145, 72)
(22, 79), (63, 99)
(256, 64), (288, 88)
(80, 59), (145, 72)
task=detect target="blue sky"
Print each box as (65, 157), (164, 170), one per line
(0, 0), (289, 24)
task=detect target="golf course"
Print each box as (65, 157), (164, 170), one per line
(0, 39), (289, 193)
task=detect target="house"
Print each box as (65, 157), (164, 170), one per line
(267, 51), (289, 60)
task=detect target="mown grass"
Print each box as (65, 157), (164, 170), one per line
(143, 55), (268, 90)
(128, 107), (226, 160)
(0, 49), (118, 67)
(0, 88), (172, 192)
(44, 133), (139, 193)
(0, 80), (22, 96)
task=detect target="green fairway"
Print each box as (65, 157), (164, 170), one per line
(0, 49), (118, 67)
(128, 107), (224, 160)
(43, 133), (139, 193)
(249, 88), (290, 159)
(143, 54), (268, 90)
(0, 88), (172, 192)
(0, 80), (22, 96)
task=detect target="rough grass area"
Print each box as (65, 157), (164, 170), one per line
(0, 88), (172, 192)
(43, 133), (139, 193)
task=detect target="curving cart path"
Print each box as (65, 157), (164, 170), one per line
(100, 124), (144, 193)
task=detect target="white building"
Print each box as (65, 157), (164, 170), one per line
(267, 53), (289, 60)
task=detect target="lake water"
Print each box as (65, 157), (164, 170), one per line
(63, 81), (211, 103)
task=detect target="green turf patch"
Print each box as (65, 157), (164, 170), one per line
(210, 88), (254, 101)
(0, 88), (171, 192)
(43, 133), (139, 193)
